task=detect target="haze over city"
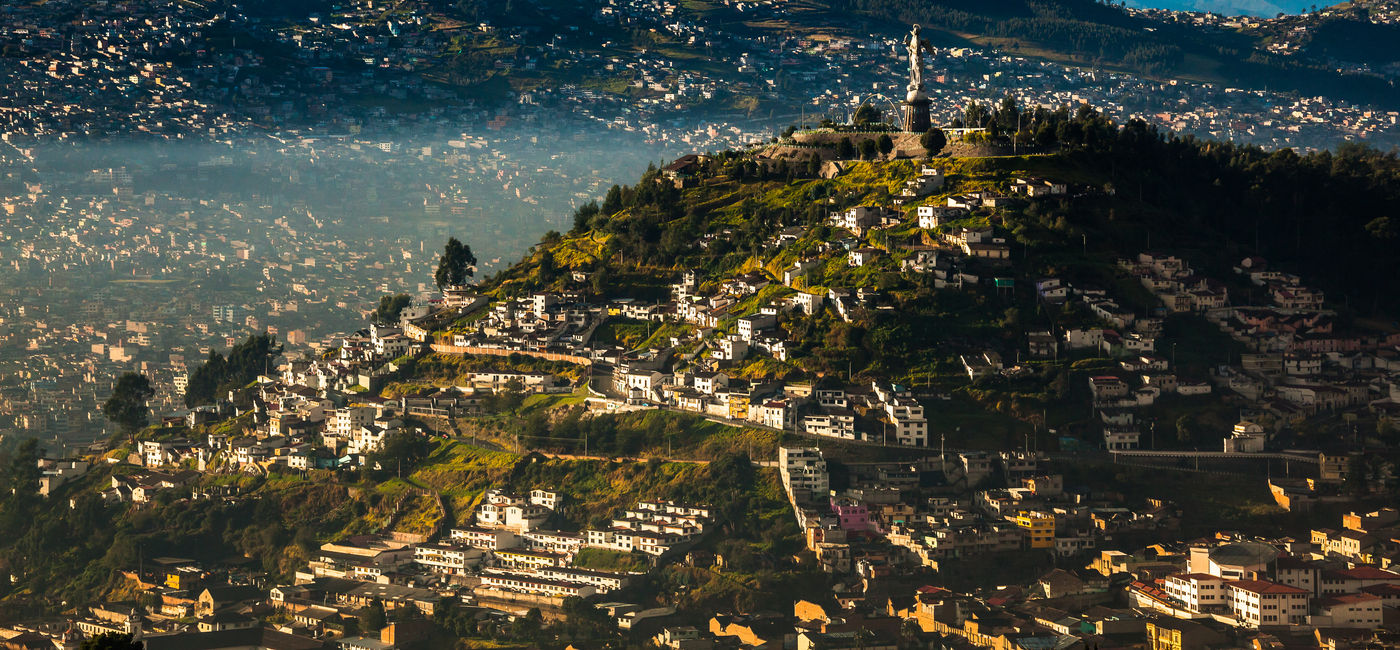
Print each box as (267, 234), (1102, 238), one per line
(2, 0), (1400, 649)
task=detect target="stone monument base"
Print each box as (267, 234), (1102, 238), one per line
(903, 96), (931, 134)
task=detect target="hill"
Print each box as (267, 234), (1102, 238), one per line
(483, 106), (1400, 341)
(459, 105), (1400, 451)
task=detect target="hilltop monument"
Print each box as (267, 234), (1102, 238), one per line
(902, 24), (932, 133)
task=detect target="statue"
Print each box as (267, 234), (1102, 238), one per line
(904, 24), (928, 94)
(900, 24), (933, 133)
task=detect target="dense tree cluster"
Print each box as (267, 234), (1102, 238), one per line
(371, 293), (412, 325)
(1047, 112), (1400, 314)
(367, 432), (432, 479)
(103, 373), (154, 433)
(184, 334), (282, 407)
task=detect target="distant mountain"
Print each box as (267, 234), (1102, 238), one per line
(222, 0), (1399, 113)
(826, 0), (1397, 108)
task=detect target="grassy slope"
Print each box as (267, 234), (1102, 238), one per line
(409, 441), (794, 540)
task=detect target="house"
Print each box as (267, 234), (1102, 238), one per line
(736, 314), (776, 342)
(1011, 177), (1067, 197)
(478, 569), (597, 599)
(883, 395), (928, 446)
(917, 205), (964, 229)
(663, 154), (706, 187)
(961, 351), (1003, 380)
(1065, 329), (1106, 350)
(900, 169), (945, 198)
(448, 527), (521, 551)
(1089, 376), (1130, 403)
(785, 260), (822, 286)
(196, 611), (257, 633)
(830, 206), (892, 236)
(1223, 421), (1267, 453)
(754, 399), (793, 430)
(1036, 278), (1068, 303)
(715, 336), (749, 361)
(803, 407), (859, 440)
(692, 372), (730, 395)
(789, 291), (823, 314)
(617, 370), (665, 402)
(780, 447), (830, 503)
(197, 585), (264, 616)
(1103, 426), (1140, 451)
(946, 194), (981, 209)
(848, 247), (880, 267)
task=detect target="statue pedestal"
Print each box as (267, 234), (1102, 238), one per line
(903, 94), (931, 133)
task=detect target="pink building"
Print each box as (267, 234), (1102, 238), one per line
(831, 498), (873, 533)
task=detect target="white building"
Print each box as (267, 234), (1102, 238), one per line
(779, 447), (829, 504)
(1164, 573), (1228, 612)
(1227, 580), (1309, 627)
(413, 542), (484, 575)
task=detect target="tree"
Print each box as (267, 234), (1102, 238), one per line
(601, 184), (624, 214)
(571, 201), (600, 233)
(1001, 307), (1021, 329)
(103, 373), (154, 433)
(858, 138), (878, 160)
(589, 266), (610, 296)
(372, 432), (430, 478)
(921, 127), (947, 156)
(877, 134), (894, 157)
(1175, 414), (1193, 444)
(360, 599), (387, 633)
(1365, 216), (1396, 240)
(0, 437), (42, 509)
(853, 104), (881, 126)
(1345, 454), (1368, 495)
(836, 137), (856, 159)
(434, 236), (477, 290)
(184, 334), (282, 407)
(80, 634), (142, 650)
(372, 293), (412, 325)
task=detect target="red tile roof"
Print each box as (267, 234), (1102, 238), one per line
(1327, 567), (1400, 580)
(1228, 580), (1309, 595)
(1167, 573), (1225, 582)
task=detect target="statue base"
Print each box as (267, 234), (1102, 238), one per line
(903, 96), (931, 133)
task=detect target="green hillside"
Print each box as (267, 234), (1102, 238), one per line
(461, 106), (1400, 450)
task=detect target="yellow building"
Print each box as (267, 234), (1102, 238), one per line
(1146, 620), (1183, 650)
(1014, 511), (1055, 549)
(727, 393), (749, 421)
(164, 570), (198, 590)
